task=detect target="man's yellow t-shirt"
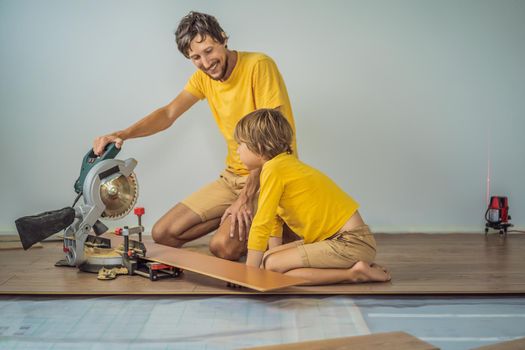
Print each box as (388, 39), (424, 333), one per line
(248, 153), (360, 252)
(184, 51), (296, 176)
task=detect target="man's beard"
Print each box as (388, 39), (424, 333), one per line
(206, 55), (229, 81)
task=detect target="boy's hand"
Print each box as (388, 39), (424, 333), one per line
(221, 194), (254, 241)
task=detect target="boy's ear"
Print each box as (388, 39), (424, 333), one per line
(222, 32), (228, 44)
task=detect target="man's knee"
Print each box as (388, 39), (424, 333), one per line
(209, 234), (244, 261)
(151, 221), (184, 248)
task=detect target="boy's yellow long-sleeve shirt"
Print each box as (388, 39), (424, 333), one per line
(248, 153), (360, 252)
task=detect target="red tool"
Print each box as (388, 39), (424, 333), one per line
(134, 207), (145, 241)
(485, 196), (513, 235)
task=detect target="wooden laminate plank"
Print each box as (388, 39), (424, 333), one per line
(0, 241), (42, 250)
(0, 234), (21, 242)
(241, 331), (439, 350)
(470, 337), (525, 350)
(141, 237), (308, 292)
(0, 234), (42, 249)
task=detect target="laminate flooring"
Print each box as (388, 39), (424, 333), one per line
(0, 233), (523, 295)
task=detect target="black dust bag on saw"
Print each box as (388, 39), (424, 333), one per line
(15, 207), (75, 250)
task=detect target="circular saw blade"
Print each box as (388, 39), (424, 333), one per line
(100, 172), (138, 220)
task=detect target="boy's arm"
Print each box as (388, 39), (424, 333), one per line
(246, 167), (283, 266)
(246, 249), (265, 268)
(93, 90), (198, 155)
(246, 217), (283, 268)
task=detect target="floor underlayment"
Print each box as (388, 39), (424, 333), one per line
(0, 296), (524, 350)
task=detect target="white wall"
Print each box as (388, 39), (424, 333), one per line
(1, 0), (524, 233)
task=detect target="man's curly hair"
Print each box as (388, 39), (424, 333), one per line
(175, 11), (228, 58)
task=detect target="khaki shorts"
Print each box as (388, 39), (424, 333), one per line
(297, 225), (377, 268)
(181, 170), (256, 221)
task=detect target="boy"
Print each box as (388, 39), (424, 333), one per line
(234, 109), (390, 285)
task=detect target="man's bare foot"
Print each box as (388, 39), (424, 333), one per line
(347, 261), (391, 283)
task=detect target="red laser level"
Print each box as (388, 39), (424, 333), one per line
(485, 196), (512, 235)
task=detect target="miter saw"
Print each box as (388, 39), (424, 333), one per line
(15, 144), (142, 272)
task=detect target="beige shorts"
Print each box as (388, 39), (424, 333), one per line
(181, 170), (255, 221)
(297, 225), (377, 268)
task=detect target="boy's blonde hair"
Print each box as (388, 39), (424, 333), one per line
(234, 109), (293, 159)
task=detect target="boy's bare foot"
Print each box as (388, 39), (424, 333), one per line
(372, 263), (391, 281)
(347, 261), (391, 283)
(371, 263), (389, 274)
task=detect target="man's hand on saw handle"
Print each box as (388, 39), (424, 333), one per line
(93, 134), (124, 156)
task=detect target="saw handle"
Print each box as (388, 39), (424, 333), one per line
(74, 143), (121, 194)
(88, 142), (120, 162)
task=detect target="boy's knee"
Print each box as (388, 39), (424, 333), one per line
(263, 254), (286, 273)
(261, 250), (273, 269)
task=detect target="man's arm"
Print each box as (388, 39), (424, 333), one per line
(93, 90), (199, 155)
(220, 166), (261, 241)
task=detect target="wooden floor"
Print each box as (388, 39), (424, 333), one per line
(242, 331), (439, 350)
(472, 336), (525, 350)
(0, 233), (524, 295)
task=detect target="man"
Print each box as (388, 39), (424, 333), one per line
(93, 11), (296, 260)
